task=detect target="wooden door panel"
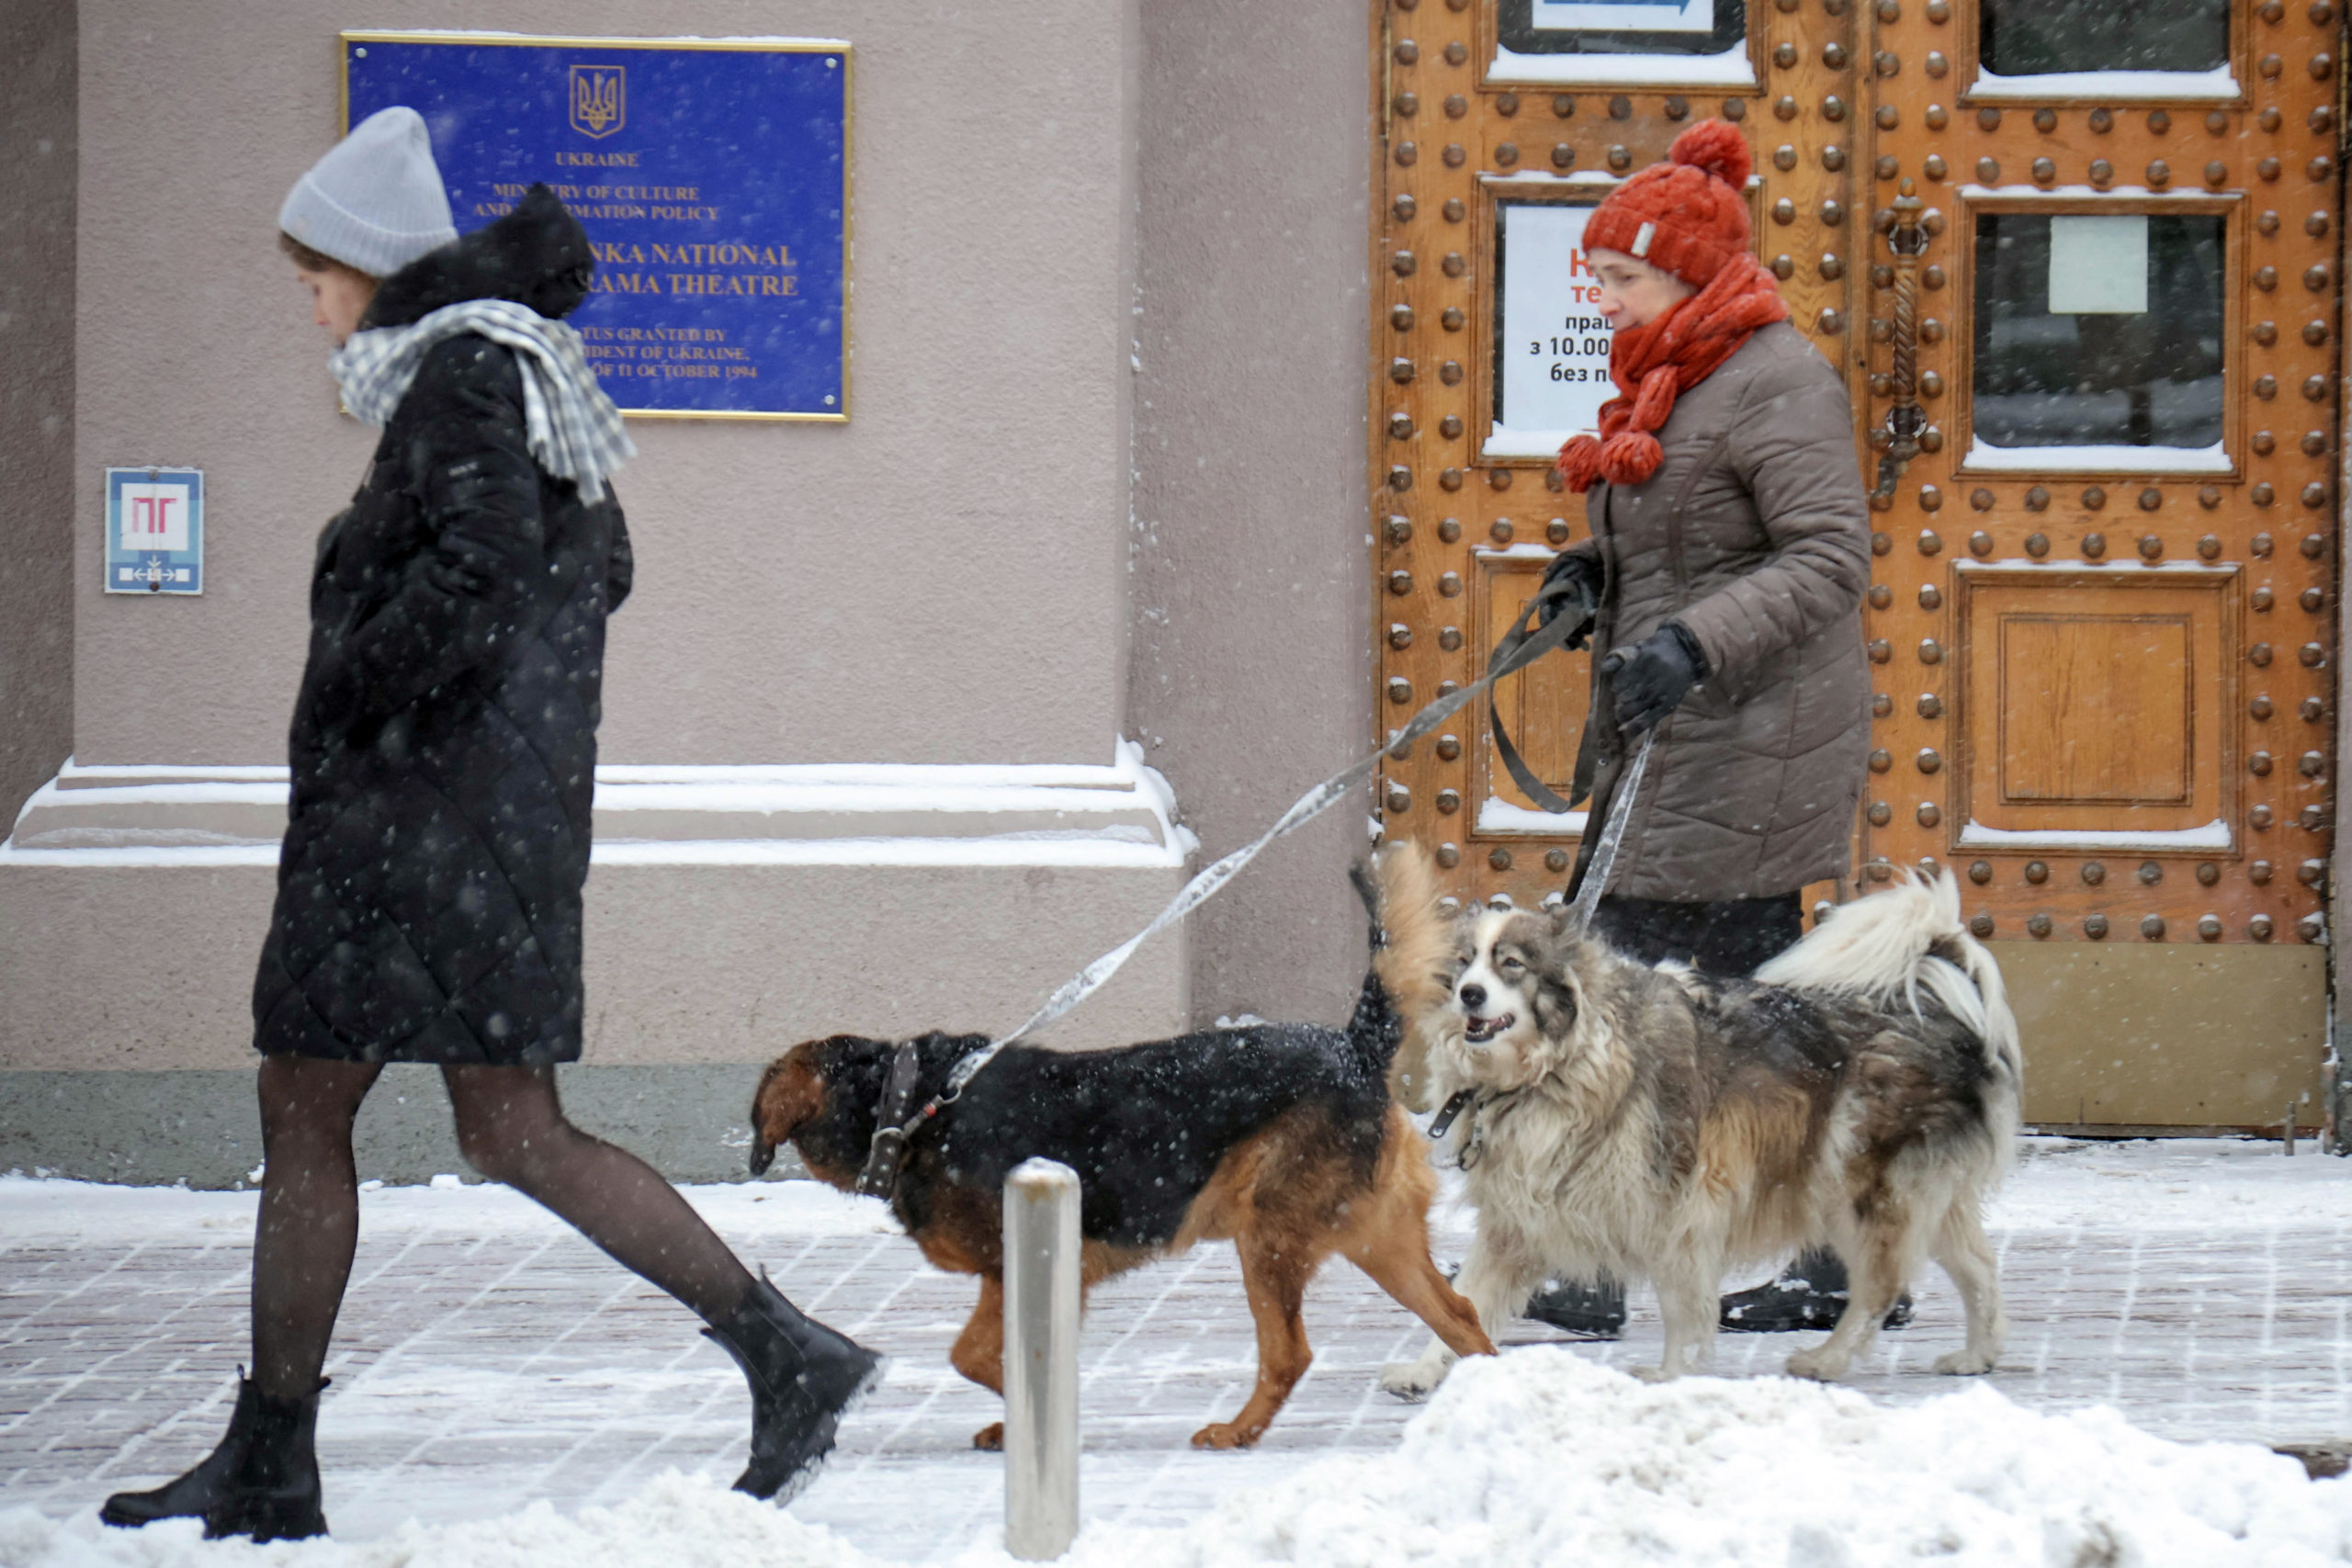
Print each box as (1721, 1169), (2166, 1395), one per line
(1370, 0), (2338, 1121)
(1860, 0), (2336, 950)
(1371, 0), (2335, 945)
(1475, 554), (1592, 841)
(1998, 616), (2195, 806)
(1373, 0), (1858, 910)
(1953, 566), (2240, 845)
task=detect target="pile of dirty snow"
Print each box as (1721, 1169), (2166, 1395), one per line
(7, 1350), (2346, 1567)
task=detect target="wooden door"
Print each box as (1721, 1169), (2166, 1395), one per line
(1370, 0), (2339, 1126)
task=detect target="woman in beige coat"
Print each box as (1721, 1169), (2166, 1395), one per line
(1522, 121), (1880, 1336)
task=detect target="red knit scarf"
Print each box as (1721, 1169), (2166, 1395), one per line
(1555, 253), (1791, 492)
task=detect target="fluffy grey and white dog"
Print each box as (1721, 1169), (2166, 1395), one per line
(1373, 847), (2021, 1390)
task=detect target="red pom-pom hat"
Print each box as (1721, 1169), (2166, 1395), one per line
(1582, 119), (1755, 288)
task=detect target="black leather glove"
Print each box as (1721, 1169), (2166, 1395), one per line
(1601, 622), (1707, 733)
(1534, 550), (1601, 650)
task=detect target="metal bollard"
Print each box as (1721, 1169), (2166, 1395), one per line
(1003, 1157), (1080, 1560)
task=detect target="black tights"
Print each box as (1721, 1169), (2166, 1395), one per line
(250, 1057), (755, 1399)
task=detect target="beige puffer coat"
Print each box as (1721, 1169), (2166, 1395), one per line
(1561, 319), (1871, 901)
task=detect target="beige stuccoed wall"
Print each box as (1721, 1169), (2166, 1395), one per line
(1, 0), (1196, 1182)
(1129, 1), (1377, 1025)
(2, 0), (1398, 1179)
(0, 0), (76, 824)
(72, 0), (1136, 768)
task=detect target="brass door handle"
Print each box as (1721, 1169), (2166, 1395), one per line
(1871, 186), (1930, 505)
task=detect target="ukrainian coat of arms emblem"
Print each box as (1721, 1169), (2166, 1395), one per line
(569, 64), (625, 139)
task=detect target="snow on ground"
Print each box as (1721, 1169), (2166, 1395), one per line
(6, 1351), (2352, 1567)
(1997, 1132), (2351, 1228)
(0, 1168), (899, 1243)
(3, 1138), (2347, 1565)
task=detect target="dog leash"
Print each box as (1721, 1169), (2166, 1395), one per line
(1423, 725), (1657, 1148)
(1565, 728), (1656, 936)
(854, 574), (1598, 1200)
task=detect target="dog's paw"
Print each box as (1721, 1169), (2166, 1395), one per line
(1189, 1420), (1261, 1450)
(1380, 1359), (1446, 1400)
(1932, 1348), (1997, 1376)
(1782, 1347), (1849, 1382)
(1629, 1364), (1682, 1383)
(972, 1422), (1004, 1450)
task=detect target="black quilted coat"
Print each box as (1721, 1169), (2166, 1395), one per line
(252, 189), (632, 1065)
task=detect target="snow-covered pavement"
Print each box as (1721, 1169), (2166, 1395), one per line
(2, 1137), (2347, 1563)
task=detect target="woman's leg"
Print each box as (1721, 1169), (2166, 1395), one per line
(252, 1056), (382, 1397)
(441, 1064), (881, 1500)
(101, 1055), (374, 1540)
(441, 1064), (752, 1321)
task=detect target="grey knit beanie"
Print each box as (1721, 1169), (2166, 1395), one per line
(278, 107), (457, 279)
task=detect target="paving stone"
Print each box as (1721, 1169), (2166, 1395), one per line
(4, 1145), (2348, 1561)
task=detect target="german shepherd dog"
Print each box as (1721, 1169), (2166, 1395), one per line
(747, 884), (1495, 1450)
(1373, 847), (2020, 1392)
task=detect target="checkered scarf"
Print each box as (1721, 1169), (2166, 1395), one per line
(332, 299), (635, 502)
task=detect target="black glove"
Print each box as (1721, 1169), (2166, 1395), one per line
(1534, 550), (1600, 650)
(1601, 622), (1707, 733)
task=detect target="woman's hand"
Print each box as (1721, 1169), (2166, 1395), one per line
(1535, 550), (1601, 649)
(1602, 623), (1708, 732)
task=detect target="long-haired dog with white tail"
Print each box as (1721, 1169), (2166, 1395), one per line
(1374, 845), (2021, 1391)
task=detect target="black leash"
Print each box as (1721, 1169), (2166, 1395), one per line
(853, 573), (1598, 1202)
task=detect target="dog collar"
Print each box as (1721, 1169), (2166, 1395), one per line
(1427, 1089), (1477, 1140)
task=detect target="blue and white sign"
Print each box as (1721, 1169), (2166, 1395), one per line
(104, 468), (203, 595)
(345, 33), (852, 422)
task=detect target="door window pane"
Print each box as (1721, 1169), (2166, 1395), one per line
(1488, 201), (1614, 458)
(1498, 0), (1747, 58)
(1970, 211), (2225, 453)
(1980, 0), (2227, 76)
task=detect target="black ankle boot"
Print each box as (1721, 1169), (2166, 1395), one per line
(704, 1272), (885, 1502)
(100, 1374), (327, 1541)
(1521, 1277), (1626, 1338)
(1718, 1248), (1914, 1333)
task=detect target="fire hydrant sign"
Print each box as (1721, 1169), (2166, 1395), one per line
(103, 468), (203, 595)
(1488, 201), (1614, 460)
(345, 33), (850, 422)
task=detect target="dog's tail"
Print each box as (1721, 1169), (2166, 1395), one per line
(1360, 844), (1458, 1083)
(1339, 860), (1408, 1082)
(1754, 870), (2021, 1089)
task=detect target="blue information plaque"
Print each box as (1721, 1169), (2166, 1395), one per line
(345, 33), (850, 421)
(104, 468), (204, 595)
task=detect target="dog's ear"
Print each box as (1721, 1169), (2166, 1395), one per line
(748, 1045), (826, 1177)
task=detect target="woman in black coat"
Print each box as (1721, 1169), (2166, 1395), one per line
(102, 112), (878, 1543)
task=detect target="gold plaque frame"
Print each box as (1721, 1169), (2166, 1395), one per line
(339, 30), (854, 423)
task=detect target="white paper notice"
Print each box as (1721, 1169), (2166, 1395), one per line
(1489, 202), (1615, 459)
(1531, 0), (1713, 32)
(2048, 214), (2150, 314)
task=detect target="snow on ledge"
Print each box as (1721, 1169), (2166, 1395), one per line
(1957, 182), (2229, 203)
(1479, 796), (1589, 835)
(1487, 39), (1757, 87)
(1478, 170), (1626, 188)
(1483, 429), (1583, 461)
(1968, 64), (2237, 100)
(1953, 818), (2233, 851)
(1954, 558), (2243, 574)
(1, 741), (1196, 870)
(1964, 437), (2232, 475)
